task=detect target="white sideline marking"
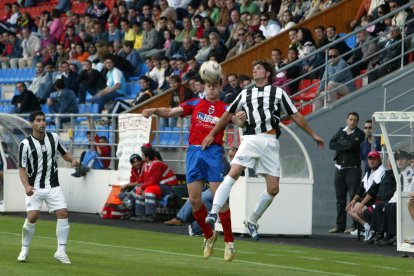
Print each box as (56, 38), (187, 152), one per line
(0, 231), (355, 275)
(369, 265), (399, 270)
(298, 256), (323, 261)
(333, 261), (359, 266)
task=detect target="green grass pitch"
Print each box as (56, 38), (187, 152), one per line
(1, 215), (414, 275)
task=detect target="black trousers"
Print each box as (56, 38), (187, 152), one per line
(383, 203), (397, 235)
(334, 167), (362, 229)
(370, 202), (387, 232)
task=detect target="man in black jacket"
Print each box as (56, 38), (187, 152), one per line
(12, 82), (40, 114)
(77, 60), (106, 104)
(329, 111), (365, 233)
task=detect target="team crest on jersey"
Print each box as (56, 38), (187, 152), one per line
(196, 112), (219, 124)
(208, 105), (215, 115)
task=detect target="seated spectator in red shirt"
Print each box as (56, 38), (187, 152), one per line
(72, 135), (111, 177)
(131, 147), (178, 222)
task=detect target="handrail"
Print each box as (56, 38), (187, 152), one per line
(282, 2), (414, 115)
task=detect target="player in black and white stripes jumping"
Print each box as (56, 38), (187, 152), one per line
(17, 111), (80, 264)
(203, 59), (325, 240)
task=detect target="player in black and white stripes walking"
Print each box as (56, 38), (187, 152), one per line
(17, 111), (80, 264)
(203, 59), (325, 240)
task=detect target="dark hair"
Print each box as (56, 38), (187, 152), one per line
(314, 25), (325, 31)
(169, 75), (181, 83)
(347, 112), (360, 120)
(16, 82), (26, 88)
(130, 154), (142, 164)
(54, 78), (65, 90)
(139, 76), (151, 83)
(142, 147), (156, 160)
(365, 119), (372, 124)
(123, 41), (133, 48)
(29, 111), (45, 122)
(252, 59), (275, 82)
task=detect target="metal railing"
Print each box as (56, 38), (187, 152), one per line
(276, 2), (414, 116)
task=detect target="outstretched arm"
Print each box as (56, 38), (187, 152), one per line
(142, 107), (184, 118)
(290, 112), (325, 149)
(202, 111), (234, 149)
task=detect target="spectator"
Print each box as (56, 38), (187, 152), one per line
(313, 48), (354, 110)
(299, 41), (324, 79)
(350, 0), (373, 29)
(120, 19), (136, 43)
(49, 9), (64, 42)
(173, 36), (198, 61)
(208, 32), (228, 63)
(328, 111), (365, 234)
(195, 35), (211, 63)
(87, 0), (110, 22)
(314, 25), (329, 49)
(372, 150), (414, 245)
(56, 61), (79, 97)
(347, 28), (378, 77)
(130, 147), (178, 222)
(108, 21), (122, 45)
(173, 57), (189, 79)
(326, 25), (352, 58)
(259, 13), (281, 38)
(181, 56), (199, 81)
(120, 41), (142, 77)
(226, 28), (252, 59)
(161, 75), (193, 128)
(11, 82), (41, 114)
(110, 75), (154, 113)
(368, 25), (405, 83)
(62, 25), (83, 52)
(29, 62), (53, 104)
(160, 56), (173, 90)
(241, 0), (260, 15)
(282, 47), (302, 94)
(14, 27), (39, 69)
(292, 0), (311, 22)
(238, 74), (252, 89)
(193, 77), (205, 98)
(117, 154), (144, 219)
(220, 74), (242, 103)
(0, 3), (20, 34)
(93, 57), (126, 112)
(92, 21), (109, 43)
(346, 150), (386, 241)
(137, 18), (159, 59)
(39, 27), (58, 56)
(389, 0), (407, 28)
(296, 27), (315, 48)
(47, 79), (79, 120)
(280, 10), (296, 32)
(360, 119), (381, 173)
(1, 32), (22, 69)
(72, 135), (111, 177)
(77, 60), (107, 104)
(55, 44), (68, 69)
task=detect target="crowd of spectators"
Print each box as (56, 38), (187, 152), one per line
(0, 0), (413, 118)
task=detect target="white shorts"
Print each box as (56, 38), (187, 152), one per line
(25, 186), (67, 212)
(231, 133), (280, 177)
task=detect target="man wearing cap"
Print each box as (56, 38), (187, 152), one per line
(346, 150), (385, 241)
(374, 150), (414, 246)
(329, 112), (365, 234)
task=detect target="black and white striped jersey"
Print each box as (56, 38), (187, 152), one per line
(227, 85), (297, 135)
(19, 132), (68, 189)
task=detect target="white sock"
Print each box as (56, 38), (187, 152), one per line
(364, 223), (370, 230)
(22, 219), (36, 253)
(249, 191), (275, 224)
(56, 219), (70, 253)
(211, 175), (236, 214)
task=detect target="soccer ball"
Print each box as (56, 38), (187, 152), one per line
(199, 60), (222, 83)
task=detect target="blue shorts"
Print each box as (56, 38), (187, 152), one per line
(186, 145), (224, 184)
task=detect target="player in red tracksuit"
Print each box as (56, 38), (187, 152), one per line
(142, 80), (246, 261)
(131, 147), (178, 222)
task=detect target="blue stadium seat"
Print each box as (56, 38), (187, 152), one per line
(182, 127), (189, 146)
(46, 125), (57, 133)
(76, 104), (87, 123)
(74, 125), (89, 144)
(159, 127), (172, 145)
(168, 127), (181, 145)
(339, 33), (356, 49)
(125, 82), (140, 100)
